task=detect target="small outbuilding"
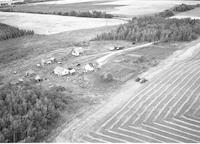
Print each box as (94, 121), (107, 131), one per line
(36, 63), (41, 67)
(71, 47), (84, 56)
(53, 66), (69, 76)
(35, 75), (43, 82)
(68, 68), (76, 75)
(18, 78), (24, 83)
(25, 70), (35, 77)
(84, 63), (94, 72)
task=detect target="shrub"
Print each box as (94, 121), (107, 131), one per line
(101, 73), (114, 81)
(157, 10), (174, 18)
(52, 10), (114, 18)
(172, 3), (199, 12)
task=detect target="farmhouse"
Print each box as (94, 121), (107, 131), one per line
(71, 47), (84, 56)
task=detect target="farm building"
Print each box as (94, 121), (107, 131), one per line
(68, 68), (76, 75)
(85, 63), (94, 72)
(71, 47), (84, 56)
(53, 66), (69, 76)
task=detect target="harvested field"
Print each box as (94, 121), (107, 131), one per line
(54, 40), (200, 143)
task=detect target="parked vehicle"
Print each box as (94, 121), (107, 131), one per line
(135, 77), (141, 82)
(109, 46), (125, 51)
(140, 78), (148, 83)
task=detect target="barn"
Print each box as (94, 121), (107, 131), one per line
(53, 66), (69, 76)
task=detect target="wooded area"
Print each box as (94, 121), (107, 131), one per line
(0, 23), (34, 41)
(94, 16), (200, 42)
(0, 82), (76, 142)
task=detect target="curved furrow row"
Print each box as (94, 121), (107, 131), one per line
(104, 60), (197, 129)
(80, 59), (200, 143)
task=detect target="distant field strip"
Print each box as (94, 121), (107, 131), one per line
(0, 12), (125, 35)
(79, 58), (200, 142)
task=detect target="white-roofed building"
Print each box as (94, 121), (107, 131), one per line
(53, 66), (69, 76)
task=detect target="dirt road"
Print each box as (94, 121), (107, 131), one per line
(53, 40), (200, 142)
(96, 42), (154, 66)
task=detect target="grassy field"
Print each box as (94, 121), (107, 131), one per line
(5, 0), (200, 17)
(0, 25), (118, 66)
(10, 1), (122, 13)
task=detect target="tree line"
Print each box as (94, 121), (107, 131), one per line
(0, 81), (77, 142)
(94, 15), (200, 42)
(157, 3), (200, 18)
(52, 10), (114, 18)
(0, 23), (34, 41)
(0, 8), (114, 18)
(172, 3), (200, 12)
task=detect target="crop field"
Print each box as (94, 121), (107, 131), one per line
(12, 1), (121, 13)
(98, 0), (200, 16)
(0, 12), (124, 35)
(8, 0), (200, 17)
(67, 43), (200, 143)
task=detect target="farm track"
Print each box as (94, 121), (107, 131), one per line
(73, 45), (200, 142)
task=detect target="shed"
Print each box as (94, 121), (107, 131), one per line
(69, 68), (76, 75)
(72, 47), (84, 56)
(85, 63), (94, 72)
